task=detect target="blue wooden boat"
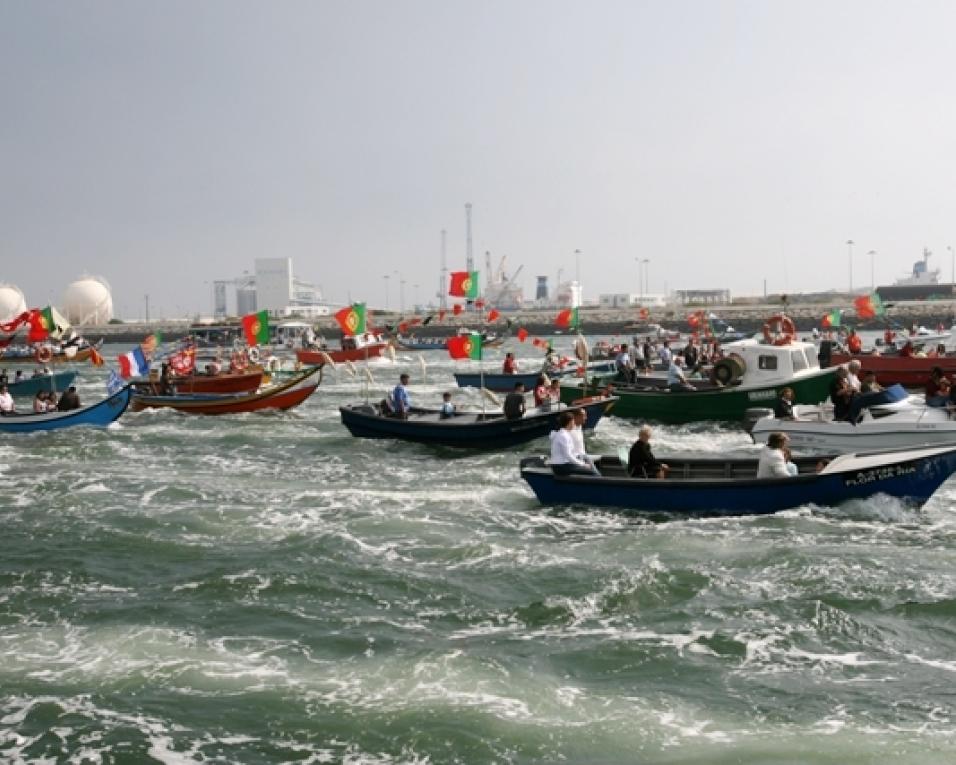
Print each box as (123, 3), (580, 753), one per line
(339, 395), (616, 448)
(0, 386), (132, 433)
(520, 444), (956, 516)
(454, 361), (616, 393)
(6, 371), (78, 397)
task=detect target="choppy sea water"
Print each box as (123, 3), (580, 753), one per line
(3, 339), (956, 764)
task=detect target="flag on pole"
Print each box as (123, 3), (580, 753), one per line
(452, 303), (463, 316)
(449, 271), (479, 298)
(106, 370), (125, 396)
(853, 293), (884, 320)
(486, 308), (500, 322)
(821, 309), (843, 328)
(447, 333), (483, 360)
(516, 327), (529, 342)
(117, 346), (149, 378)
(334, 303), (367, 335)
(555, 307), (579, 328)
(242, 310), (270, 345)
(28, 306), (70, 343)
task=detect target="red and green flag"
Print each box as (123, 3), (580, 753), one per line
(821, 309), (843, 328)
(853, 293), (884, 320)
(28, 306), (69, 343)
(335, 303), (367, 335)
(555, 307), (579, 328)
(242, 310), (270, 345)
(446, 333), (482, 360)
(487, 308), (500, 322)
(449, 271), (479, 299)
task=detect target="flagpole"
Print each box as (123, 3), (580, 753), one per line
(479, 297), (485, 415)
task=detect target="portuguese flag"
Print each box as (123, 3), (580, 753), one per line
(449, 271), (479, 299)
(821, 309), (842, 328)
(447, 333), (482, 360)
(335, 303), (367, 335)
(853, 292), (884, 320)
(242, 310), (270, 346)
(28, 305), (69, 343)
(555, 307), (579, 328)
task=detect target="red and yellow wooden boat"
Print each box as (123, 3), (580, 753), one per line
(295, 333), (389, 365)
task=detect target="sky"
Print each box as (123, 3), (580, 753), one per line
(3, 0), (956, 319)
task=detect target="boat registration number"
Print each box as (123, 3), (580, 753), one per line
(844, 463), (917, 487)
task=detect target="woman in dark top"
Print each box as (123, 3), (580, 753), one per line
(629, 425), (669, 478)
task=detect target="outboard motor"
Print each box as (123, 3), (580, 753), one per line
(742, 407), (775, 434)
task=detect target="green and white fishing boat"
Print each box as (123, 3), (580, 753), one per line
(560, 337), (837, 424)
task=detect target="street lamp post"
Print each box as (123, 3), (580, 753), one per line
(635, 257), (642, 299)
(949, 246), (954, 286)
(400, 278), (406, 313)
(383, 274), (390, 311)
(867, 250), (876, 291)
(641, 259), (650, 298)
(847, 240), (855, 293)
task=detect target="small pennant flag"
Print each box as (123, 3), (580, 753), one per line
(555, 307), (579, 328)
(88, 347), (105, 367)
(452, 304), (463, 316)
(821, 309), (843, 328)
(106, 369), (125, 396)
(487, 308), (500, 322)
(516, 327), (529, 342)
(335, 303), (367, 335)
(447, 333), (482, 360)
(141, 334), (160, 357)
(242, 310), (270, 345)
(449, 271), (479, 299)
(474, 298), (486, 309)
(854, 293), (884, 320)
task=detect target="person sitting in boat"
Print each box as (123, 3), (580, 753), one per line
(847, 330), (863, 355)
(533, 375), (549, 407)
(157, 362), (174, 395)
(439, 391), (456, 419)
(927, 343), (947, 358)
(899, 341), (915, 358)
(757, 432), (793, 478)
(549, 411), (600, 476)
(926, 367), (951, 407)
(547, 380), (562, 408)
(0, 385), (13, 414)
(615, 344), (636, 383)
(570, 407), (599, 470)
(391, 373), (411, 419)
(774, 387), (796, 419)
(57, 386), (80, 412)
(46, 391), (58, 410)
(0, 369), (6, 386)
(13, 370), (23, 384)
(829, 367), (855, 422)
(502, 352), (519, 375)
(860, 370), (883, 393)
(683, 339), (700, 370)
(667, 357), (695, 392)
(628, 425), (669, 479)
(33, 391), (47, 413)
(846, 360), (862, 392)
(503, 381), (527, 420)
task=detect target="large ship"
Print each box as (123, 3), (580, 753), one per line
(876, 248), (955, 301)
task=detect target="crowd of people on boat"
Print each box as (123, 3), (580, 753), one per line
(0, 384), (80, 415)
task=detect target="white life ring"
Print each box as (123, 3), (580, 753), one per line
(247, 346), (261, 364)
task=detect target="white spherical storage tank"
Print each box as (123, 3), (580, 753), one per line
(0, 283), (27, 323)
(62, 276), (113, 325)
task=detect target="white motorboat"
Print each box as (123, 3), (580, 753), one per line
(750, 385), (956, 452)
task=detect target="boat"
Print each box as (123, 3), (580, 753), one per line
(749, 384), (956, 452)
(394, 328), (506, 352)
(519, 443), (956, 516)
(454, 360), (616, 393)
(6, 370), (78, 397)
(172, 370), (263, 394)
(130, 367), (322, 415)
(0, 386), (132, 433)
(826, 347), (956, 388)
(560, 334), (837, 424)
(296, 332), (389, 365)
(0, 343), (99, 365)
(339, 395), (616, 448)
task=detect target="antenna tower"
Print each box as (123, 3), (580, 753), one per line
(465, 203), (474, 273)
(439, 229), (448, 310)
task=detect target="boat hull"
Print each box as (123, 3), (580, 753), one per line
(0, 347), (96, 365)
(520, 445), (956, 515)
(455, 362), (616, 393)
(6, 371), (78, 397)
(829, 352), (956, 388)
(131, 368), (321, 414)
(0, 387), (132, 433)
(340, 397), (615, 448)
(296, 344), (388, 365)
(172, 370), (263, 394)
(560, 368), (837, 423)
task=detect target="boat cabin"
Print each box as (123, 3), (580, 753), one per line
(721, 338), (822, 388)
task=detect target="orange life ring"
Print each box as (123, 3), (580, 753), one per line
(35, 346), (53, 363)
(762, 315), (796, 346)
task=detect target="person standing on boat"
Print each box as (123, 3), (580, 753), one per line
(829, 367), (855, 422)
(503, 381), (527, 420)
(846, 360), (863, 393)
(0, 384), (13, 414)
(533, 375), (549, 407)
(658, 341), (672, 369)
(615, 344), (635, 382)
(628, 425), (669, 478)
(847, 330), (863, 355)
(683, 338), (700, 370)
(569, 407), (598, 470)
(439, 391), (456, 419)
(391, 374), (411, 418)
(502, 353), (519, 375)
(757, 432), (792, 478)
(549, 411), (600, 476)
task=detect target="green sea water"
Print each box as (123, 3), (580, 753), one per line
(2, 342), (956, 763)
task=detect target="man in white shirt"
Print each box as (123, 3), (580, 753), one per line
(658, 342), (672, 367)
(549, 411), (600, 475)
(757, 432), (793, 478)
(569, 408), (598, 468)
(667, 358), (694, 392)
(845, 360), (862, 393)
(0, 385), (13, 414)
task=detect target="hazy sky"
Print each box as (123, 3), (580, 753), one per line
(3, 1), (956, 318)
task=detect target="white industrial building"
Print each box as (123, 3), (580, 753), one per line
(214, 258), (329, 318)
